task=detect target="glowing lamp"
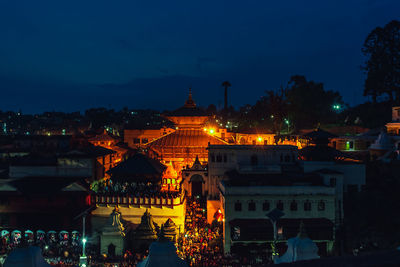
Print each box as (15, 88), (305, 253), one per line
(82, 238), (87, 244)
(257, 137), (263, 142)
(203, 128), (207, 131)
(209, 129), (215, 134)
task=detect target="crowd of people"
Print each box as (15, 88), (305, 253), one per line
(1, 196), (272, 266)
(176, 197), (272, 267)
(91, 180), (182, 199)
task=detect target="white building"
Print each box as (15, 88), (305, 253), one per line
(206, 145), (346, 256)
(207, 145), (299, 199)
(219, 171), (339, 256)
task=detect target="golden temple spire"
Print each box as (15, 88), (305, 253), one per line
(184, 88), (196, 108)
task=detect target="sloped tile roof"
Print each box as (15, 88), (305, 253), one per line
(109, 153), (166, 177)
(147, 129), (228, 148)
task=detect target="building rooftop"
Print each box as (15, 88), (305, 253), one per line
(108, 153), (166, 181)
(148, 129), (228, 148)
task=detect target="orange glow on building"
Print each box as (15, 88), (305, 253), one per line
(88, 129), (129, 178)
(162, 162), (180, 191)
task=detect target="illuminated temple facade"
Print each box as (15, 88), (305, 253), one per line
(125, 91), (228, 181)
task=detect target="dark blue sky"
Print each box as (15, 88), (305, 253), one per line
(0, 0), (399, 113)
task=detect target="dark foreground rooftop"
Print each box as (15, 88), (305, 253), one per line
(272, 249), (400, 267)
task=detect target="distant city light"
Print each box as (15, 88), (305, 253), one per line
(284, 119), (289, 125)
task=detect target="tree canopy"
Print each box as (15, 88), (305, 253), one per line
(362, 20), (400, 103)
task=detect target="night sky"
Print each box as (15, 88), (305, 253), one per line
(1, 0), (399, 113)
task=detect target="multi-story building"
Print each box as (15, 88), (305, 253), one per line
(207, 145), (299, 199)
(219, 171), (339, 256)
(204, 144), (348, 257)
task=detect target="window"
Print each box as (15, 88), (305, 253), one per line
(133, 138), (140, 144)
(263, 201), (270, 211)
(251, 155), (258, 166)
(223, 154), (227, 163)
(349, 141), (354, 149)
(252, 140), (256, 145)
(290, 200), (297, 211)
(211, 153), (215, 162)
(277, 201), (284, 211)
(330, 178), (336, 187)
(318, 200), (325, 211)
(304, 200), (312, 211)
(234, 202), (242, 211)
(216, 155), (222, 162)
(264, 140), (268, 145)
(248, 201), (256, 211)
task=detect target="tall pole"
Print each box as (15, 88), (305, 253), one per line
(224, 85), (228, 111)
(82, 215), (86, 257)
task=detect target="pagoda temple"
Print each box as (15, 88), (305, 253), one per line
(147, 90), (228, 172)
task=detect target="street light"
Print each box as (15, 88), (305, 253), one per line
(284, 119), (290, 133)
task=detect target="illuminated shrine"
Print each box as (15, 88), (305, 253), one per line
(146, 90), (228, 174)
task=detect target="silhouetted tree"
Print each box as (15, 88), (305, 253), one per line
(362, 20), (400, 103)
(265, 88), (288, 135)
(286, 75), (343, 129)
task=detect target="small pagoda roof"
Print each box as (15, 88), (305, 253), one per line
(108, 153), (166, 178)
(163, 89), (208, 117)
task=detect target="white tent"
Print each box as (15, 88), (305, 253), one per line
(4, 246), (51, 267)
(275, 222), (320, 264)
(274, 236), (320, 264)
(137, 240), (188, 267)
